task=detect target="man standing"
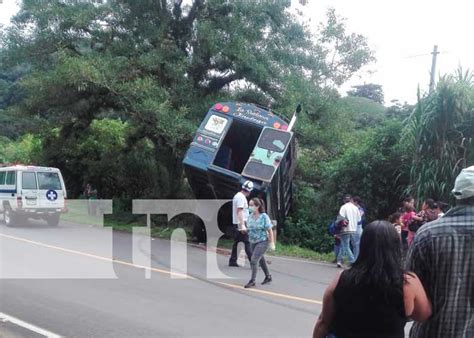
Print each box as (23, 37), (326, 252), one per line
(352, 196), (365, 259)
(406, 166), (474, 337)
(337, 194), (361, 267)
(229, 180), (254, 267)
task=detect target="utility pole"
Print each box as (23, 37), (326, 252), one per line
(429, 45), (439, 93)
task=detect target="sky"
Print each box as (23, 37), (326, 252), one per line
(302, 0), (474, 104)
(1, 0), (473, 104)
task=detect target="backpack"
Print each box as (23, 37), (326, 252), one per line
(328, 216), (347, 236)
(328, 220), (342, 235)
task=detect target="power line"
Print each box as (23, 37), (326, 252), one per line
(403, 51), (447, 59)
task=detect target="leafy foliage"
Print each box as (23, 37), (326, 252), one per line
(403, 69), (474, 202)
(0, 134), (42, 164)
(1, 0), (372, 201)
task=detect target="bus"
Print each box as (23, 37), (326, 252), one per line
(183, 102), (298, 240)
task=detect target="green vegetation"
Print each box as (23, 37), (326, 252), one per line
(1, 1), (473, 257)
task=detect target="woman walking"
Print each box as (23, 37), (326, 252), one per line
(244, 198), (275, 288)
(313, 221), (431, 338)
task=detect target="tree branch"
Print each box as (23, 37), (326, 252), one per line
(203, 72), (243, 95)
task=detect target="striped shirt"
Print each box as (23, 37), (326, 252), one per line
(406, 205), (474, 338)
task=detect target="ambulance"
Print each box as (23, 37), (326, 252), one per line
(0, 165), (67, 226)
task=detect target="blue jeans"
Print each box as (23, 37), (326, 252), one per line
(351, 231), (361, 260)
(337, 233), (355, 264)
(334, 242), (340, 259)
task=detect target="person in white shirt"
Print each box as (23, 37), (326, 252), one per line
(229, 180), (254, 267)
(337, 194), (362, 267)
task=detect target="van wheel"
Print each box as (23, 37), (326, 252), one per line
(47, 214), (60, 227)
(4, 208), (17, 227)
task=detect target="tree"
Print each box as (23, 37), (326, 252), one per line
(1, 1), (374, 199)
(347, 83), (384, 104)
(385, 99), (413, 121)
(0, 54), (32, 139)
(403, 68), (474, 202)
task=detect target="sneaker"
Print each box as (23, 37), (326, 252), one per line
(336, 262), (342, 268)
(229, 262), (240, 267)
(261, 276), (272, 285)
(244, 281), (256, 288)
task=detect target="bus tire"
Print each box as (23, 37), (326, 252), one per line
(192, 218), (206, 243)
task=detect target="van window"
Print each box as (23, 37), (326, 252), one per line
(0, 172), (5, 185)
(22, 172), (37, 189)
(6, 171), (16, 185)
(37, 172), (62, 190)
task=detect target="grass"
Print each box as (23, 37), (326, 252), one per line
(61, 202), (334, 263)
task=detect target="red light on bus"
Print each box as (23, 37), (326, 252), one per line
(280, 125), (288, 131)
(222, 105), (230, 113)
(273, 122), (281, 129)
(214, 103), (223, 111)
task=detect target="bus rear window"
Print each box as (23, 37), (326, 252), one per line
(37, 172), (62, 190)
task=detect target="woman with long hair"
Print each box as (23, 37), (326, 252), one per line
(313, 221), (431, 338)
(244, 198), (275, 288)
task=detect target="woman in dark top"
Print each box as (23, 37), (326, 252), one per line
(313, 221), (431, 338)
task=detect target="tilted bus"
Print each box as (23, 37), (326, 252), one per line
(183, 102), (297, 240)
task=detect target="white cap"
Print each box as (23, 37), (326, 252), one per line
(452, 166), (474, 200)
(242, 180), (254, 192)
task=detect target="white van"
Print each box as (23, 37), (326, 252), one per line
(0, 165), (67, 227)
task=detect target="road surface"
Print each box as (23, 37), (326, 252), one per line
(0, 218), (410, 337)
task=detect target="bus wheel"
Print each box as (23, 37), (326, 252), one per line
(192, 218), (206, 243)
(217, 201), (233, 237)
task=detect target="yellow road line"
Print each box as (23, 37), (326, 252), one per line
(215, 281), (322, 305)
(0, 233), (192, 279)
(0, 232), (323, 305)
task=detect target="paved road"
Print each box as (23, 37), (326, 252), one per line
(0, 218), (338, 337)
(0, 219), (412, 337)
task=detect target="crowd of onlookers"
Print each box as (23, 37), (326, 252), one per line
(331, 195), (449, 268)
(315, 165), (474, 338)
(389, 197), (448, 256)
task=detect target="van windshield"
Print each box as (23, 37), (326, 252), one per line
(37, 172), (62, 190)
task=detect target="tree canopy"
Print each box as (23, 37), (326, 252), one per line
(1, 0), (373, 199)
(347, 83), (384, 104)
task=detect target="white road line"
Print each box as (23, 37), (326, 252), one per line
(0, 312), (62, 338)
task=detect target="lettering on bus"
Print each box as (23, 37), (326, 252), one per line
(233, 106), (270, 125)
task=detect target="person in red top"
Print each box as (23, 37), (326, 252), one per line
(400, 197), (414, 251)
(401, 196), (423, 250)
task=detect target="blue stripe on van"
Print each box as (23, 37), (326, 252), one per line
(0, 189), (17, 194)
